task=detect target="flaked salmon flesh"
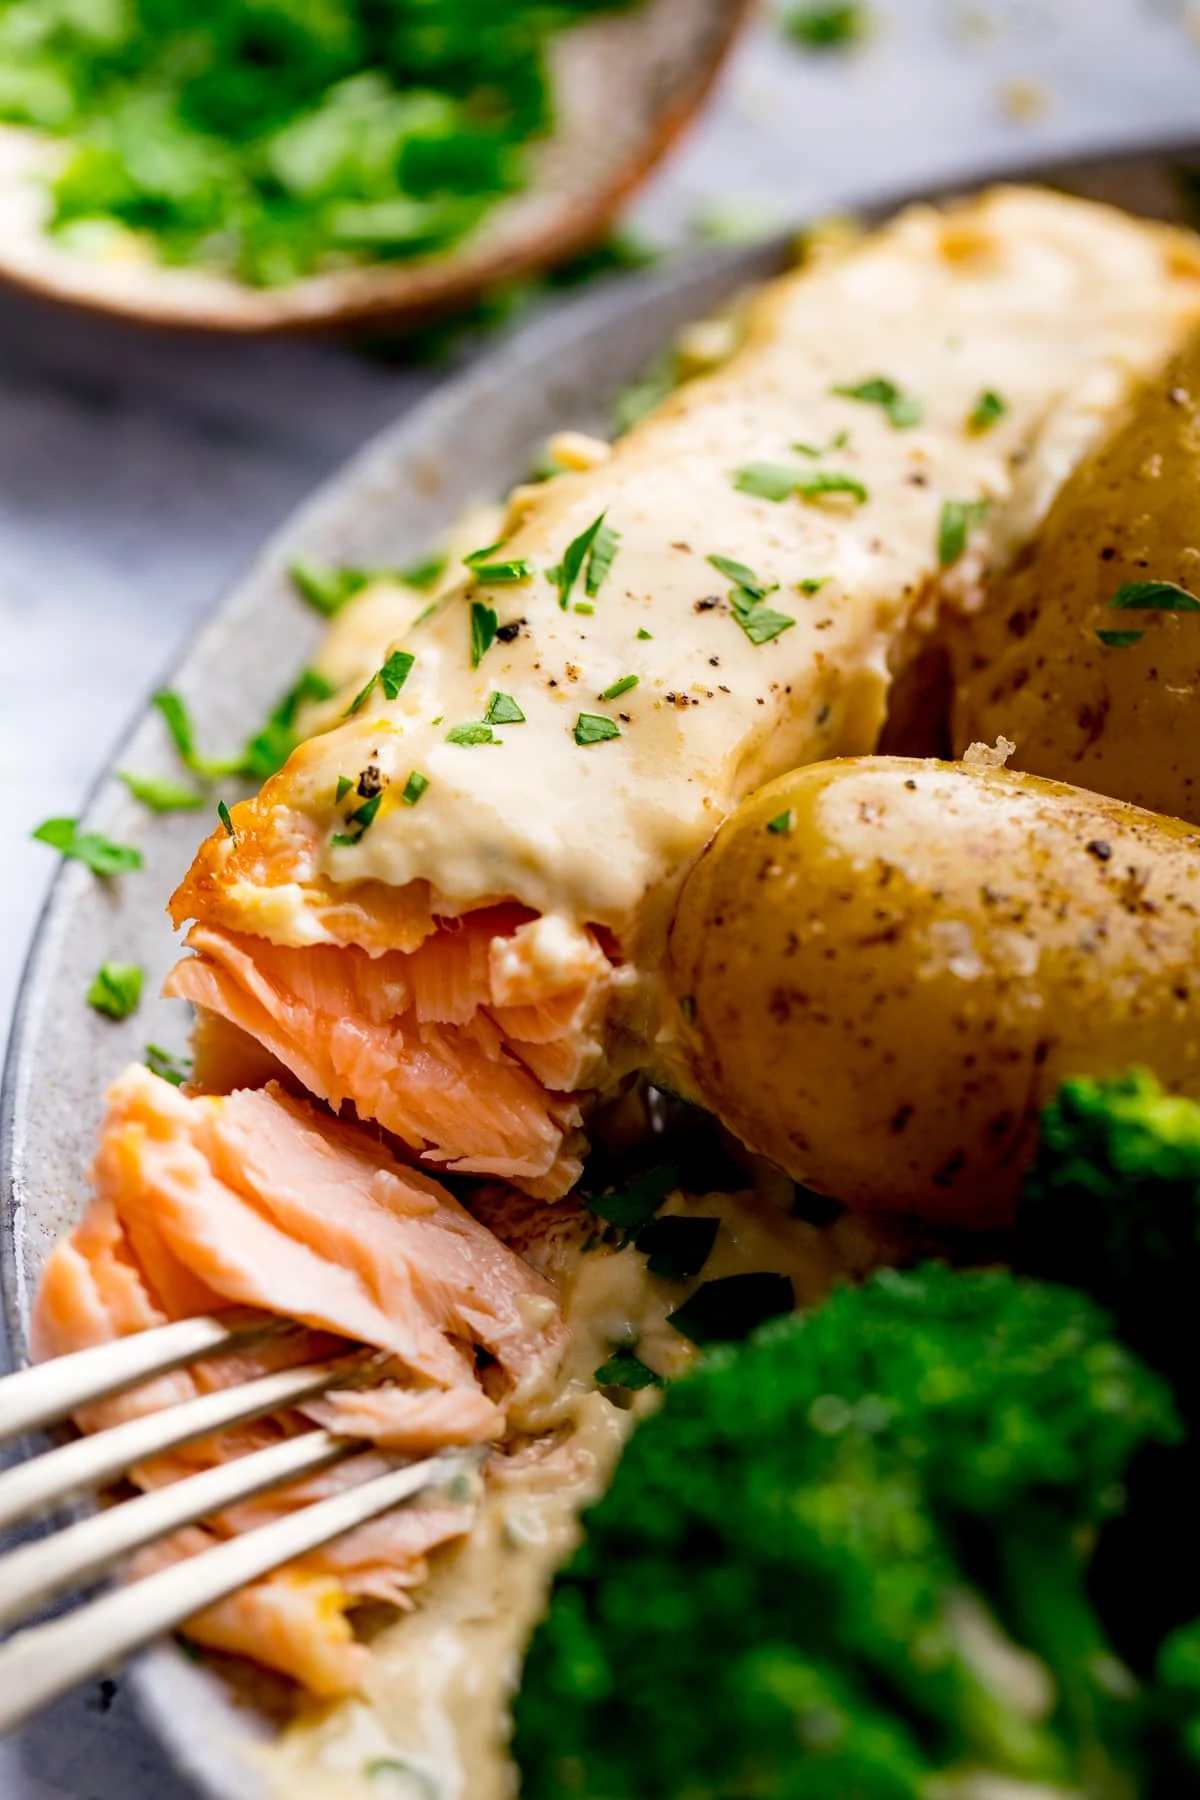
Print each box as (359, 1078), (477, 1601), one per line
(32, 1065), (565, 1691)
(165, 906), (615, 1197)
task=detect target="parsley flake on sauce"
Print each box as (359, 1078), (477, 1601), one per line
(798, 576), (829, 595)
(1096, 629), (1145, 649)
(667, 1272), (795, 1346)
(728, 584), (796, 646)
(217, 801), (237, 841)
(706, 554), (776, 600)
(599, 674), (638, 701)
(485, 691), (526, 725)
(585, 520), (621, 597)
(795, 470), (869, 505)
(767, 810), (794, 834)
(119, 771), (203, 813)
(732, 462), (801, 502)
(636, 1214), (719, 1282)
(832, 375), (923, 429)
(470, 602), (498, 668)
(345, 649), (414, 716)
(401, 771), (430, 806)
(87, 961), (143, 1021)
(593, 1349), (664, 1391)
(335, 774), (354, 803)
(1110, 580), (1200, 611)
(574, 712), (621, 746)
(938, 498), (989, 568)
(446, 721), (497, 746)
(549, 512), (610, 610)
(967, 389), (1007, 434)
(332, 791), (383, 847)
(464, 543), (533, 584)
(32, 818), (143, 877)
(584, 1161), (678, 1232)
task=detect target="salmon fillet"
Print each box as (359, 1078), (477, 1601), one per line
(164, 189), (1200, 1198)
(32, 1065), (564, 1691)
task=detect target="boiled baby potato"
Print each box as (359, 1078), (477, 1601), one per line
(952, 334), (1200, 822)
(667, 755), (1200, 1226)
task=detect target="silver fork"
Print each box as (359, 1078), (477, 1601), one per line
(0, 1309), (480, 1735)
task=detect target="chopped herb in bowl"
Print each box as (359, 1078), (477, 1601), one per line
(0, 0), (641, 286)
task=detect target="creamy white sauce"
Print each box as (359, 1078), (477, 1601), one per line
(221, 189), (1200, 967)
(262, 1182), (900, 1800)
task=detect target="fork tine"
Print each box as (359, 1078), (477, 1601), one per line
(0, 1428), (354, 1631)
(0, 1310), (291, 1444)
(0, 1448), (481, 1737)
(0, 1352), (373, 1532)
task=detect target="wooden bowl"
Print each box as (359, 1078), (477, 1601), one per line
(0, 0), (752, 334)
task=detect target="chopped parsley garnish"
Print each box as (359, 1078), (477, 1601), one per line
(32, 818), (143, 877)
(217, 801), (237, 841)
(636, 1214), (719, 1282)
(575, 601), (595, 616)
(967, 389), (1007, 434)
(832, 375), (923, 429)
(241, 669), (336, 781)
(707, 554), (776, 600)
(485, 691), (526, 725)
(938, 498), (989, 567)
(667, 1272), (795, 1346)
(732, 462), (802, 502)
(785, 2), (869, 50)
(599, 675), (638, 701)
(637, 627), (653, 640)
(86, 961), (143, 1021)
(574, 712), (621, 746)
(332, 791), (383, 847)
(153, 689), (240, 780)
(464, 543), (533, 584)
(549, 512), (610, 610)
(795, 470), (869, 505)
(470, 602), (498, 668)
(585, 1162), (678, 1233)
(585, 520), (621, 597)
(155, 676), (335, 786)
(289, 561), (369, 619)
(401, 771), (430, 806)
(145, 1043), (192, 1087)
(727, 583), (796, 646)
(335, 774), (354, 803)
(767, 809), (794, 834)
(446, 721), (498, 746)
(119, 771), (203, 813)
(345, 649), (414, 716)
(793, 441), (823, 458)
(397, 553), (447, 592)
(798, 576), (829, 595)
(292, 556), (445, 615)
(593, 1349), (664, 1392)
(1110, 580), (1200, 611)
(1096, 629), (1144, 649)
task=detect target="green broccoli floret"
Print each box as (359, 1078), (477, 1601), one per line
(1015, 1071), (1200, 1765)
(512, 1266), (1177, 1800)
(1018, 1070), (1200, 1413)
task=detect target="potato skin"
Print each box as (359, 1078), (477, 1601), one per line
(951, 334), (1200, 822)
(667, 756), (1200, 1226)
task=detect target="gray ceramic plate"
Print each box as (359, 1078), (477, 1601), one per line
(3, 135), (1199, 1800)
